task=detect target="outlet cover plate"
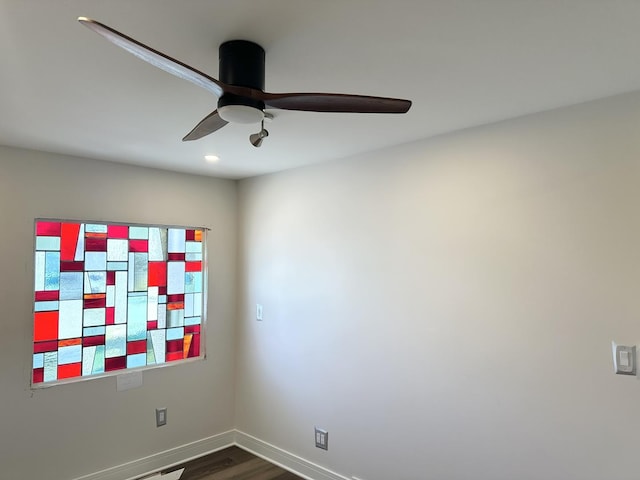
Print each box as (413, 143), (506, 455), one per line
(156, 408), (167, 427)
(315, 426), (328, 450)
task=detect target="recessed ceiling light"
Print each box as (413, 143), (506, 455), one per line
(204, 155), (219, 163)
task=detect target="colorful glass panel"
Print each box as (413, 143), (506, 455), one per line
(74, 225), (85, 261)
(127, 353), (146, 368)
(107, 239), (128, 261)
(33, 353), (45, 369)
(60, 272), (83, 300)
(34, 311), (59, 342)
(36, 236), (61, 251)
(167, 262), (186, 294)
(32, 220), (206, 385)
(58, 300), (83, 339)
(58, 345), (82, 365)
(105, 356), (126, 372)
(60, 223), (81, 261)
(83, 308), (106, 327)
(37, 221), (61, 236)
(34, 252), (46, 291)
(43, 352), (58, 382)
(93, 346), (106, 374)
(185, 316), (202, 326)
(85, 252), (107, 271)
(44, 252), (61, 290)
(82, 346), (97, 375)
(168, 228), (186, 253)
(148, 228), (167, 261)
(129, 226), (149, 239)
(108, 225), (129, 238)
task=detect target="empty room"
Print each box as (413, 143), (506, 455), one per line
(2, 2), (640, 480)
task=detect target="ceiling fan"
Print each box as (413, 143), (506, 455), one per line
(78, 17), (412, 147)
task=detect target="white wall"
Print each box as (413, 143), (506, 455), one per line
(0, 147), (237, 480)
(236, 91), (640, 480)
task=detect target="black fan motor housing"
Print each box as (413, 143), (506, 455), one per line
(218, 40), (265, 111)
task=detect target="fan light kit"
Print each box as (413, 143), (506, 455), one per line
(218, 105), (264, 124)
(249, 120), (269, 148)
(78, 17), (412, 147)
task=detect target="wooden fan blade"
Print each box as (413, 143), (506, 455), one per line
(182, 110), (228, 141)
(262, 92), (411, 114)
(78, 17), (225, 98)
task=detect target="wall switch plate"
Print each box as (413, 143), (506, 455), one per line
(256, 304), (263, 321)
(612, 342), (636, 375)
(156, 408), (167, 427)
(315, 426), (328, 450)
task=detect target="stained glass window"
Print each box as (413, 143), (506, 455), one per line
(32, 220), (205, 386)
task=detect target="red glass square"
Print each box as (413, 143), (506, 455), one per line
(167, 294), (184, 303)
(186, 230), (195, 241)
(60, 222), (81, 261)
(188, 334), (200, 357)
(168, 253), (185, 261)
(127, 340), (147, 355)
(60, 261), (84, 271)
(129, 239), (148, 252)
(83, 335), (105, 347)
(166, 339), (183, 353)
(105, 356), (127, 372)
(33, 368), (44, 383)
(166, 352), (183, 362)
(35, 290), (59, 301)
(185, 261), (202, 272)
(58, 363), (81, 380)
(85, 237), (107, 251)
(148, 262), (167, 287)
(34, 311), (58, 342)
(36, 221), (61, 236)
(108, 225), (129, 238)
(106, 271), (116, 285)
(185, 325), (200, 334)
(84, 295), (106, 309)
(105, 307), (115, 325)
(34, 340), (58, 353)
(147, 321), (158, 330)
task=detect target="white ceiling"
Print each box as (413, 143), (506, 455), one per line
(2, 1), (640, 179)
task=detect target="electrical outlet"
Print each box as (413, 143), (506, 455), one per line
(256, 303), (263, 321)
(315, 426), (328, 450)
(156, 408), (167, 427)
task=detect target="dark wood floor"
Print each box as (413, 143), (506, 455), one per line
(162, 446), (304, 480)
